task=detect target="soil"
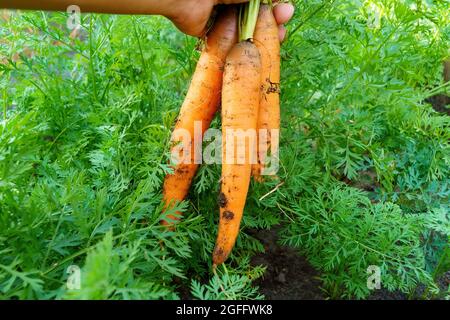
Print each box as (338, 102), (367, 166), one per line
(426, 94), (450, 116)
(249, 228), (325, 300)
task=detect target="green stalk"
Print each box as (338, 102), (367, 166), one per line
(239, 0), (261, 42)
(2, 88), (6, 123)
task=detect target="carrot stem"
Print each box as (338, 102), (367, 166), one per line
(239, 0), (261, 41)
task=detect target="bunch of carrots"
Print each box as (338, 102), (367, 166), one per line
(162, 0), (280, 268)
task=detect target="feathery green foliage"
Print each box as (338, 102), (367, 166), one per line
(0, 0), (449, 300)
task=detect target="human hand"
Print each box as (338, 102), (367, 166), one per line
(168, 0), (295, 42)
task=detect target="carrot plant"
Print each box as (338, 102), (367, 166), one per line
(0, 0), (449, 300)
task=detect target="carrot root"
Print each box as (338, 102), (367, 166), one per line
(162, 7), (238, 226)
(252, 4), (281, 181)
(213, 40), (262, 265)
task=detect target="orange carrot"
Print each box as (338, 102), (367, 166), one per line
(213, 41), (262, 266)
(252, 4), (280, 180)
(213, 11), (262, 265)
(162, 7), (238, 225)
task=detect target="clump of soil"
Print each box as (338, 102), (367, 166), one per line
(249, 228), (325, 300)
(426, 94), (450, 116)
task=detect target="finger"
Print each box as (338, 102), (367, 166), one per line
(278, 24), (287, 43)
(274, 3), (295, 25)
